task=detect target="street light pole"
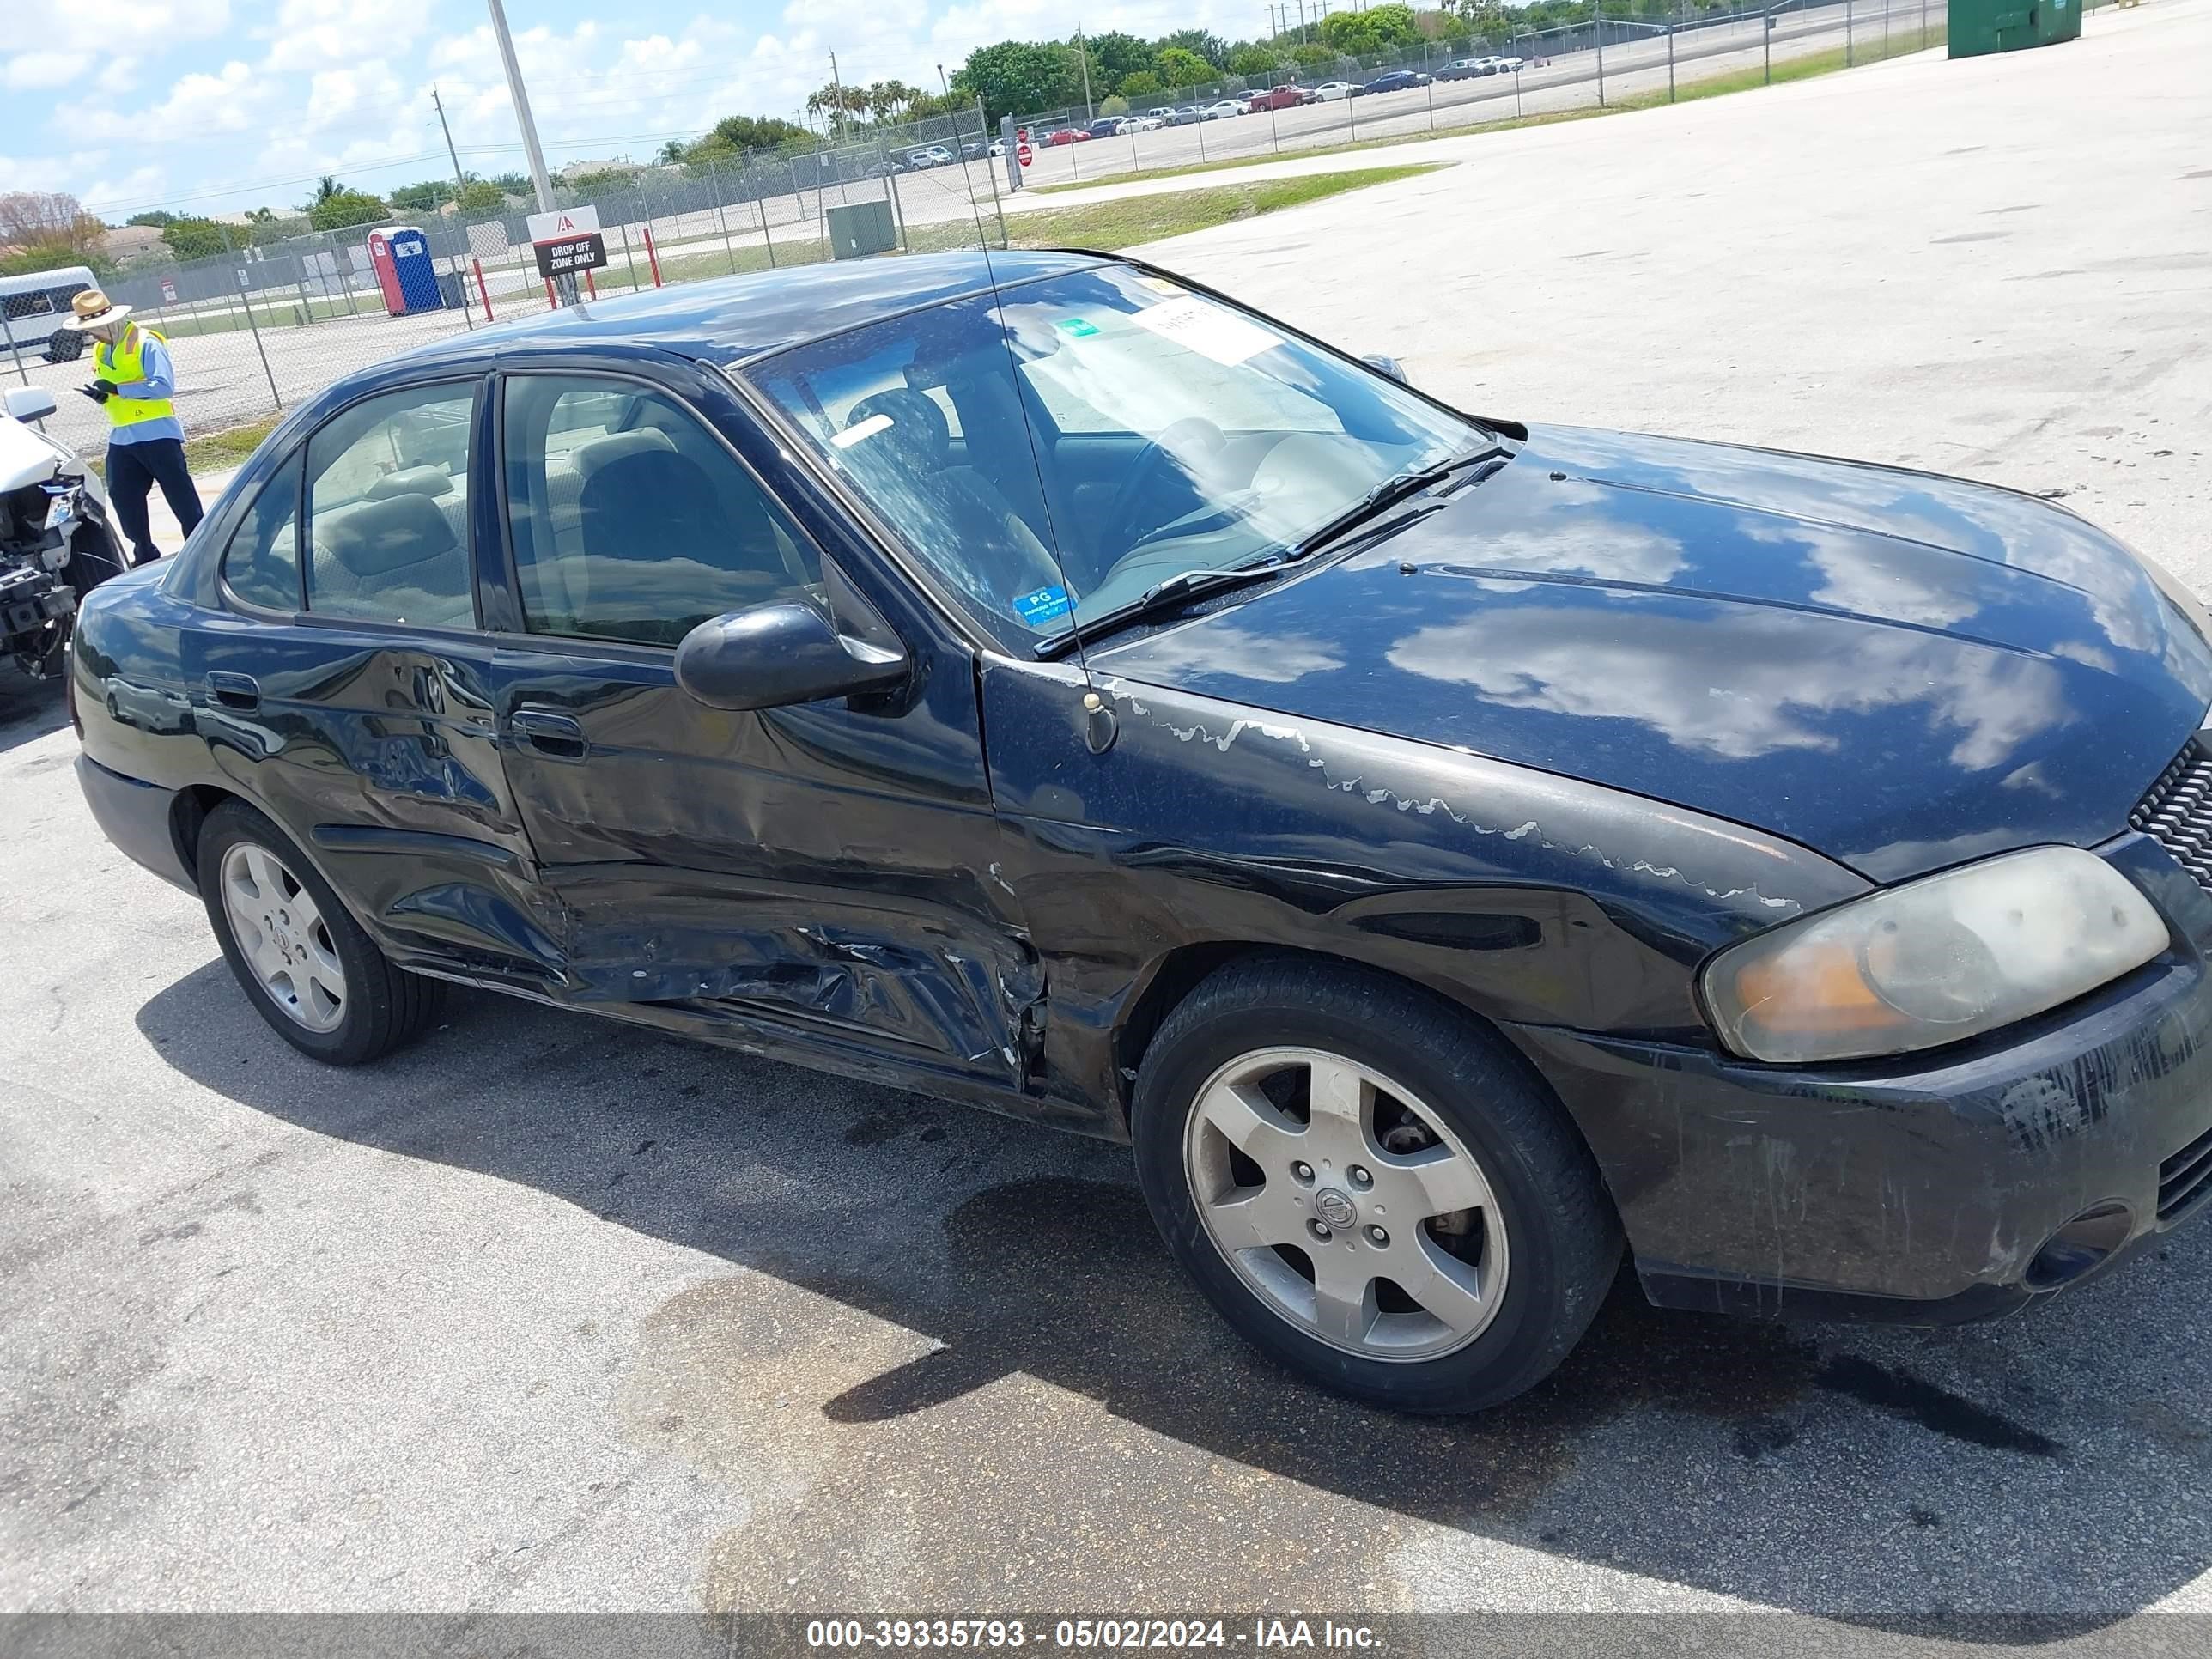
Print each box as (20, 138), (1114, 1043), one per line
(1076, 26), (1094, 120)
(430, 86), (477, 328)
(484, 0), (577, 304)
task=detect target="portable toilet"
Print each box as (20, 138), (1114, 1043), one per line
(385, 227), (447, 314)
(365, 229), (407, 315)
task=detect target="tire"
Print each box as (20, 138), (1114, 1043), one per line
(1132, 957), (1620, 1413)
(196, 799), (445, 1066)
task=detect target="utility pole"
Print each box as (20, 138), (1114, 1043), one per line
(429, 88), (477, 327)
(1076, 26), (1094, 119)
(830, 50), (847, 141)
(939, 63), (951, 97)
(483, 0), (575, 304)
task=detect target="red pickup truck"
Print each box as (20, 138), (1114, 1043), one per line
(1247, 83), (1307, 111)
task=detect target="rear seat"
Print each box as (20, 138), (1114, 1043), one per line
(309, 492), (473, 629)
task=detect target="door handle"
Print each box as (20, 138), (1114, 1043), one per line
(510, 707), (588, 760)
(205, 672), (260, 712)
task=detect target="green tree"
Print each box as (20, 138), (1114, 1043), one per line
(1085, 30), (1153, 84)
(456, 181), (506, 211)
(1229, 43), (1285, 76)
(715, 114), (806, 149)
(489, 172), (533, 194)
(1116, 69), (1165, 100)
(125, 210), (176, 228)
(1098, 93), (1129, 115)
(1291, 42), (1340, 71)
(160, 216), (228, 259)
(0, 242), (114, 277)
(1159, 28), (1230, 66)
(1320, 2), (1425, 53)
(307, 188), (387, 231)
(1152, 46), (1217, 90)
(954, 40), (1073, 118)
(387, 180), (448, 211)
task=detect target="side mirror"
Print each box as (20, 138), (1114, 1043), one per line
(4, 386), (58, 422)
(1360, 354), (1411, 387)
(674, 599), (908, 712)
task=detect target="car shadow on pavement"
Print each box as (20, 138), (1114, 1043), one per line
(137, 964), (2212, 1632)
(0, 673), (67, 756)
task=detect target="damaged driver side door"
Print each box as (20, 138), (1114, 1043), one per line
(484, 367), (1041, 1086)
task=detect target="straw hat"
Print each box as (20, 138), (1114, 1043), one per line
(66, 289), (133, 332)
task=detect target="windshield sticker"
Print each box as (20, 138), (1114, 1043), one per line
(1137, 276), (1182, 295)
(831, 412), (892, 448)
(1055, 317), (1102, 338)
(1130, 296), (1280, 367)
(1012, 585), (1073, 627)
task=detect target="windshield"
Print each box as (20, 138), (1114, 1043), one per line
(744, 264), (1485, 652)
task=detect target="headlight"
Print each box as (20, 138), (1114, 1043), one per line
(1702, 846), (2169, 1065)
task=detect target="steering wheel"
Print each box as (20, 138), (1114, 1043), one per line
(1101, 418), (1230, 562)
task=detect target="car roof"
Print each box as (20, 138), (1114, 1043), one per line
(389, 249), (1113, 374)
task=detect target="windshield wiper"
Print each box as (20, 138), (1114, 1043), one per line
(1296, 446), (1509, 556)
(1034, 563), (1289, 659)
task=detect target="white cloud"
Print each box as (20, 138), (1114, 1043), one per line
(4, 52), (92, 90)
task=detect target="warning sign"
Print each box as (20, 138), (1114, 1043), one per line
(526, 204), (602, 242)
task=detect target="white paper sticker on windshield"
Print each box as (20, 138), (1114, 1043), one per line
(1129, 296), (1281, 367)
(831, 411), (892, 448)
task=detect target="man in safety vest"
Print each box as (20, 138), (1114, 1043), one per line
(68, 289), (204, 566)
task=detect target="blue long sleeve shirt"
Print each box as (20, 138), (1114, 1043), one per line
(105, 329), (185, 446)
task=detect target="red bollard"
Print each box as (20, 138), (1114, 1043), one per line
(472, 257), (494, 323)
(585, 270), (596, 300)
(544, 277), (556, 307)
(644, 226), (663, 288)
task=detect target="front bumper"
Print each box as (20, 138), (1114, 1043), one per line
(1509, 834), (2212, 1323)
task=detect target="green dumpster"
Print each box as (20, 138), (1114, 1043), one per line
(1950, 0), (2080, 58)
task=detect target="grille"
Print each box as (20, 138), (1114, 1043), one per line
(2159, 1124), (2212, 1223)
(2130, 738), (2212, 889)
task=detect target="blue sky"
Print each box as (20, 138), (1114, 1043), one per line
(7, 0), (1253, 221)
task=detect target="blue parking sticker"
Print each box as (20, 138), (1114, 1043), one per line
(1055, 317), (1101, 337)
(1013, 585), (1073, 625)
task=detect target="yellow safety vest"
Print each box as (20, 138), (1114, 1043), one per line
(95, 325), (177, 431)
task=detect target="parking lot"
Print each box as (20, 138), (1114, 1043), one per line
(5, 0), (2211, 1642)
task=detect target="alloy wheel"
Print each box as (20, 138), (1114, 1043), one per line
(1182, 1045), (1509, 1362)
(220, 842), (348, 1034)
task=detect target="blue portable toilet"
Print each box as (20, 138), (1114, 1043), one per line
(384, 226), (447, 314)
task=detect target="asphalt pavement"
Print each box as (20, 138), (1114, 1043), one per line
(4, 0), (2211, 1642)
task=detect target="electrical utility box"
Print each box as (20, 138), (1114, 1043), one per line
(827, 200), (897, 260)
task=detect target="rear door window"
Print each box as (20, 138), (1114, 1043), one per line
(220, 453), (303, 612)
(301, 382), (477, 629)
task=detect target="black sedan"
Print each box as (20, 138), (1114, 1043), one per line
(1364, 70), (1432, 94)
(70, 252), (2212, 1413)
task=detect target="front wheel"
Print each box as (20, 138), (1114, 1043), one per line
(1132, 959), (1620, 1413)
(197, 800), (445, 1065)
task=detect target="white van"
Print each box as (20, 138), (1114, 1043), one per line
(0, 266), (99, 363)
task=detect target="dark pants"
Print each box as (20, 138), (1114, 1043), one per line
(106, 437), (204, 566)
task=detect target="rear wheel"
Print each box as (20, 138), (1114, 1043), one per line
(197, 800), (444, 1065)
(1133, 958), (1620, 1413)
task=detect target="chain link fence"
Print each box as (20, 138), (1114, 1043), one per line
(0, 0), (2023, 463)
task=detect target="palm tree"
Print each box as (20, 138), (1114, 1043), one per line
(313, 175), (342, 204)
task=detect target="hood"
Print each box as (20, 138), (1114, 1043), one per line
(0, 415), (78, 495)
(1096, 425), (2212, 884)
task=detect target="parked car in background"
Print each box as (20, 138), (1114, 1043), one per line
(1364, 70), (1432, 94)
(1494, 55), (1527, 70)
(1436, 58), (1495, 80)
(1200, 100), (1243, 119)
(1042, 127), (1092, 145)
(1162, 106), (1205, 125)
(71, 248), (2212, 1416)
(1087, 117), (1127, 138)
(1248, 84), (1306, 112)
(903, 144), (957, 170)
(0, 265), (99, 365)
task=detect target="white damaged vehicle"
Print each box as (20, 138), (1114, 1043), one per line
(0, 386), (124, 679)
